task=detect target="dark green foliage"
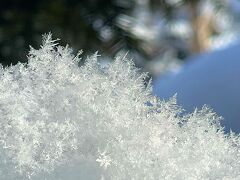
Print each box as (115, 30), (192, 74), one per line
(0, 0), (134, 65)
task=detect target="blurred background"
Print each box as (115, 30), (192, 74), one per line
(1, 0), (239, 76)
(0, 0), (240, 132)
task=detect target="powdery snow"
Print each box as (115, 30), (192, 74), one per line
(0, 34), (240, 179)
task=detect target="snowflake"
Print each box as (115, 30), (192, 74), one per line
(96, 149), (112, 170)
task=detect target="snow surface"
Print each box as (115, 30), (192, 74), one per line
(153, 42), (240, 133)
(1, 34), (240, 179)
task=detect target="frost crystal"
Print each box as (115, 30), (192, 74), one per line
(0, 33), (240, 179)
(96, 149), (112, 170)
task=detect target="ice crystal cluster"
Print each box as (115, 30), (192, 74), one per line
(0, 34), (240, 179)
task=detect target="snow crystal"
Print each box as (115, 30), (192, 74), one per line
(0, 33), (240, 179)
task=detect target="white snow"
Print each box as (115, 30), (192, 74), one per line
(1, 34), (240, 179)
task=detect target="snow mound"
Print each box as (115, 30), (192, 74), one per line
(0, 34), (240, 179)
